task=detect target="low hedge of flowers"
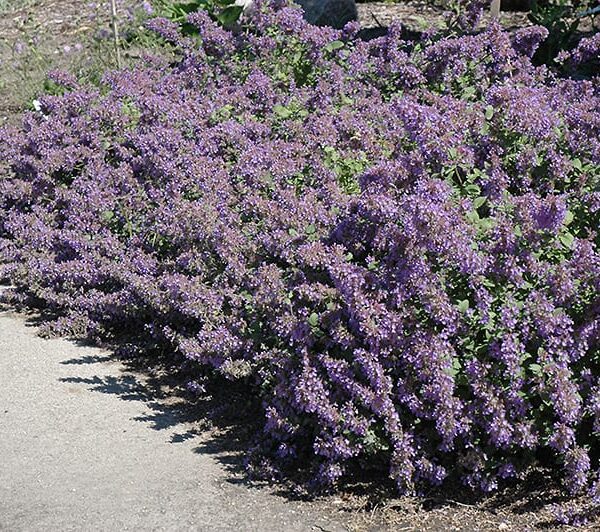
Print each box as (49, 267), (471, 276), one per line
(1, 1), (599, 506)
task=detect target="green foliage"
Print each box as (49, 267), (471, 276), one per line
(154, 0), (244, 30)
(322, 145), (366, 195)
(529, 0), (598, 66)
(529, 0), (579, 65)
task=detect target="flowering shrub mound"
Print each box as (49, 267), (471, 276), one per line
(1, 3), (599, 502)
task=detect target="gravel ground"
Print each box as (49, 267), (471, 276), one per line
(357, 0), (530, 31)
(0, 305), (348, 531)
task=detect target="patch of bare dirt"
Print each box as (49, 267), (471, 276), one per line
(357, 0), (531, 32)
(0, 0), (135, 124)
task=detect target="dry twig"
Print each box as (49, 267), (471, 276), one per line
(110, 0), (121, 68)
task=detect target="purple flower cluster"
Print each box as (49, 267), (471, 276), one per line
(557, 31), (600, 69)
(0, 2), (599, 500)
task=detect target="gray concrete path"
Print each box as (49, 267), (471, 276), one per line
(0, 310), (346, 532)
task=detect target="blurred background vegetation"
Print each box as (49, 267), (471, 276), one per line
(0, 0), (597, 125)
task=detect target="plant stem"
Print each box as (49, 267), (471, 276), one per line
(110, 0), (122, 68)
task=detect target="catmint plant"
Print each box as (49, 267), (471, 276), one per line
(0, 1), (598, 513)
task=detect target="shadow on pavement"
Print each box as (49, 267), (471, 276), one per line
(57, 347), (259, 485)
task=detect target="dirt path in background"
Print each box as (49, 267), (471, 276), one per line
(0, 308), (348, 531)
(0, 0), (134, 124)
(358, 1), (529, 32)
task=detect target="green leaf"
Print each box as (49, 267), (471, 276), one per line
(529, 363), (543, 377)
(563, 210), (574, 226)
(464, 339), (476, 351)
(308, 313), (319, 327)
(305, 224), (316, 235)
(466, 210), (480, 223)
(340, 94), (354, 106)
(324, 40), (344, 53)
(473, 196), (487, 209)
(559, 232), (574, 249)
(462, 86), (476, 99)
(273, 104), (293, 119)
(240, 290), (253, 302)
(485, 105), (494, 120)
(367, 260), (379, 271)
(444, 358), (462, 378)
(217, 4), (243, 26)
(572, 158), (582, 171)
(172, 1), (206, 15)
(464, 184), (481, 196)
(101, 210), (115, 222)
(444, 365), (457, 377)
(457, 299), (470, 313)
(478, 218), (495, 231)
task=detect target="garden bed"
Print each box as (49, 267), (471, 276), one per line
(0, 0), (599, 529)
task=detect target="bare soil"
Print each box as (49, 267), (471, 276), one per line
(357, 0), (530, 31)
(0, 0), (133, 124)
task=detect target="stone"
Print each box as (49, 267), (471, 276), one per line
(296, 0), (358, 28)
(234, 0), (257, 16)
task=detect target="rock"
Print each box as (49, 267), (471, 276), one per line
(234, 0), (257, 16)
(296, 0), (358, 29)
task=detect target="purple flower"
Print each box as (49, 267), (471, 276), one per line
(142, 1), (154, 15)
(0, 1), (598, 500)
